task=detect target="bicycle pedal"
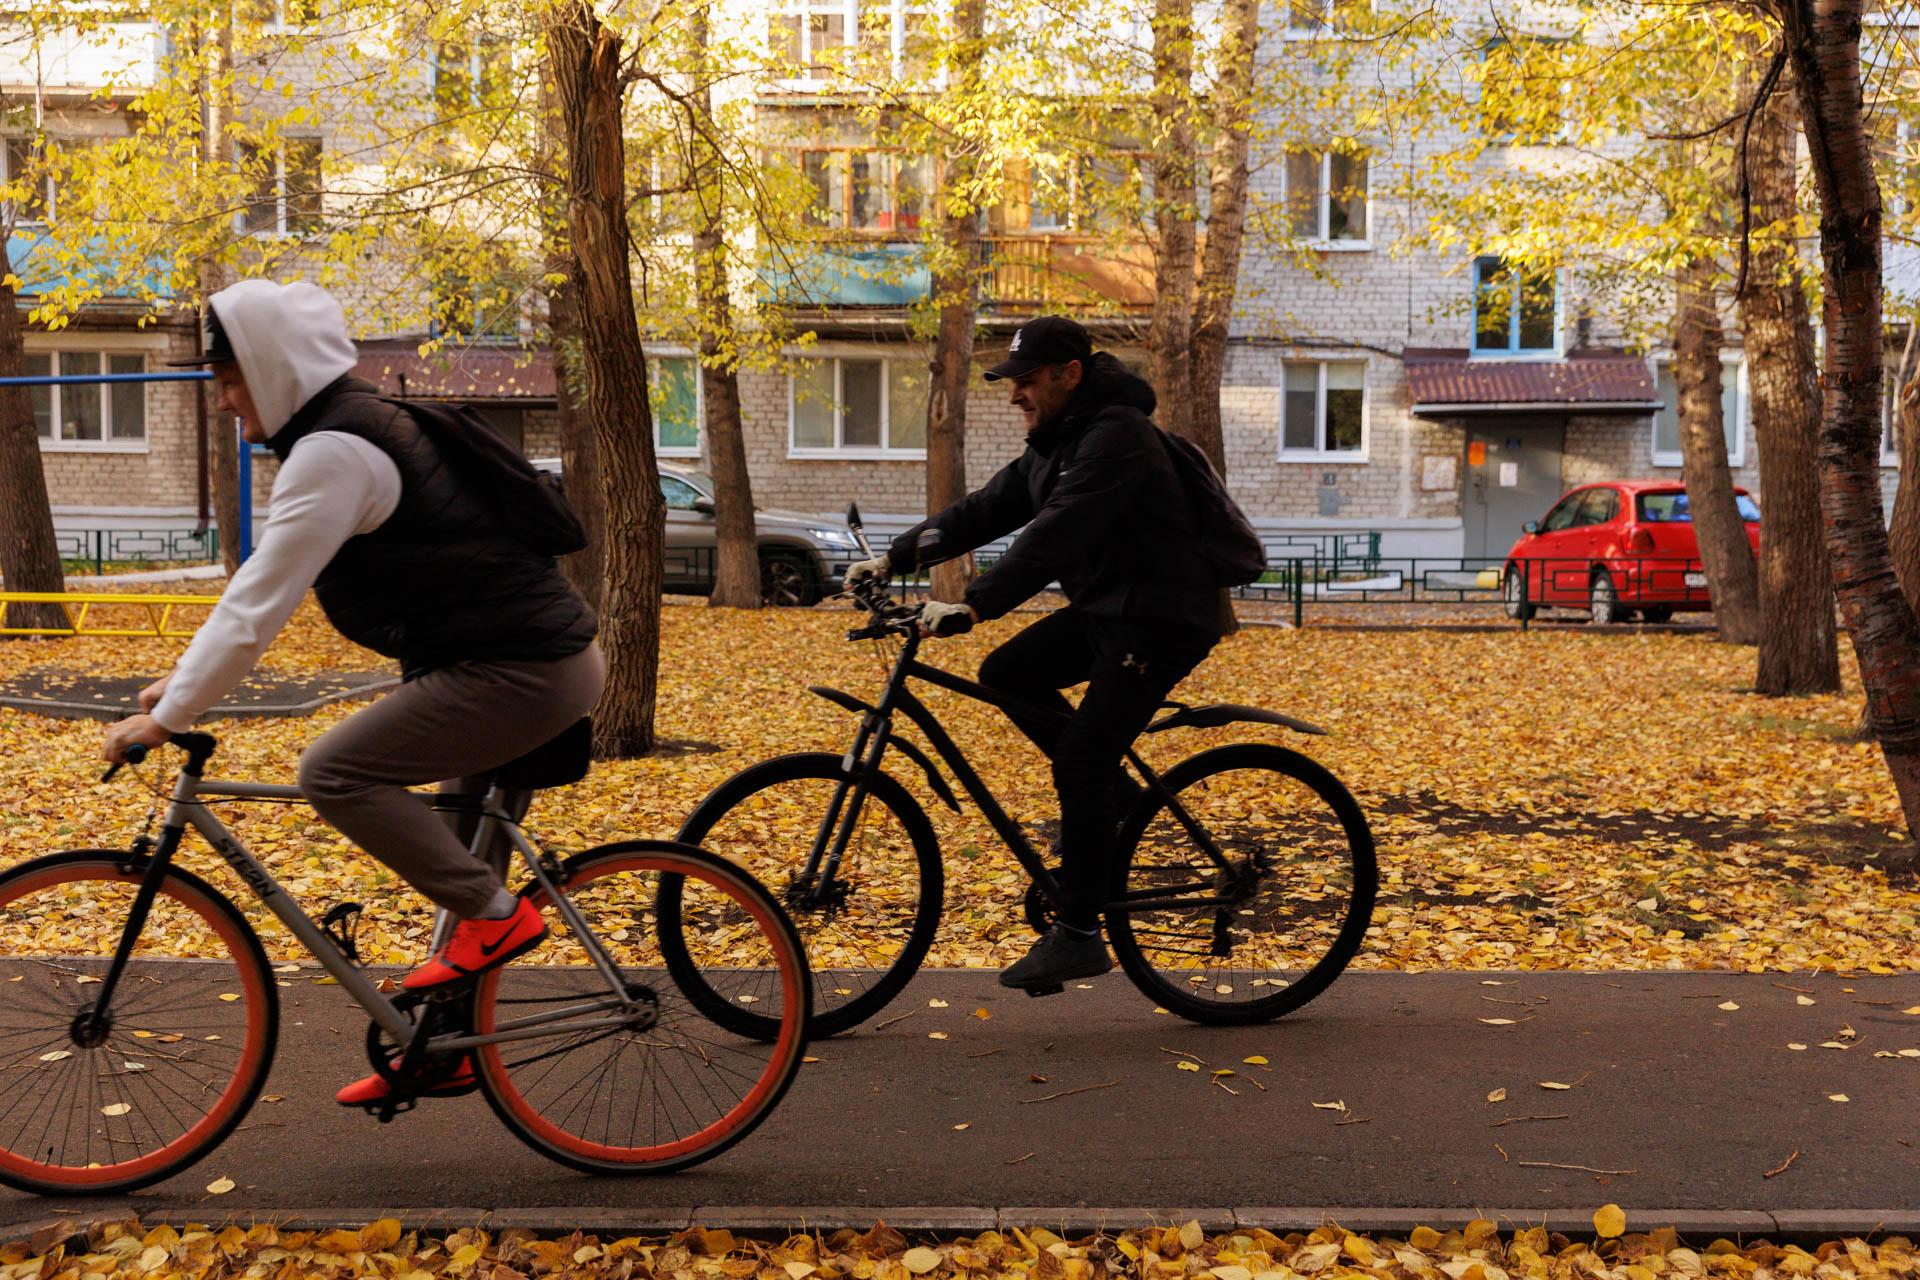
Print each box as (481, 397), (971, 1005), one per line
(1023, 983), (1065, 998)
(367, 1097), (417, 1123)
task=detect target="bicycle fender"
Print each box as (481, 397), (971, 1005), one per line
(808, 685), (962, 812)
(1143, 702), (1329, 737)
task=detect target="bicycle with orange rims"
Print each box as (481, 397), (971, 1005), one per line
(0, 730), (809, 1196)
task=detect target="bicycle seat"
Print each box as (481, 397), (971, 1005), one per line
(491, 717), (593, 790)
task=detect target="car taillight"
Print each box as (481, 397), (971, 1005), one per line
(1625, 527), (1654, 553)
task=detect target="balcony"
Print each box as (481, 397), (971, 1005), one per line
(759, 234), (1154, 313)
(0, 22), (163, 95)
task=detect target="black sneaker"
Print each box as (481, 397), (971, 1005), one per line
(999, 925), (1114, 990)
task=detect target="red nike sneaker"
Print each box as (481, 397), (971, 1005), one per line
(336, 1055), (477, 1106)
(400, 897), (548, 990)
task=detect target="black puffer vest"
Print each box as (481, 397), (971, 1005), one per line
(265, 376), (597, 676)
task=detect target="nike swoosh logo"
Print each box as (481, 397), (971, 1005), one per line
(478, 932), (519, 957)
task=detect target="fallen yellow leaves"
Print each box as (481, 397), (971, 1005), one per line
(7, 1217), (1907, 1280)
(3, 599), (1918, 974)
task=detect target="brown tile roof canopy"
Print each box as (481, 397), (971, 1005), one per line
(352, 342), (556, 402)
(1405, 354), (1660, 414)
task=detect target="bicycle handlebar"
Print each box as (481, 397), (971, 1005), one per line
(101, 731), (217, 784)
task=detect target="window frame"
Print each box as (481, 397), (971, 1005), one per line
(235, 134), (324, 238)
(1281, 146), (1372, 249)
(1276, 357), (1370, 463)
(3, 135), (59, 225)
(1470, 255), (1561, 359)
(787, 355), (929, 459)
(1651, 353), (1747, 469)
(771, 0), (941, 86)
(796, 145), (931, 234)
(649, 352), (706, 459)
(31, 349), (149, 453)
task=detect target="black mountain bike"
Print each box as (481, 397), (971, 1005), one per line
(658, 507), (1376, 1040)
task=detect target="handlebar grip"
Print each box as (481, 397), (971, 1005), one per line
(100, 741), (146, 784)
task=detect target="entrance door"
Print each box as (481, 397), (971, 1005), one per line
(1463, 420), (1566, 562)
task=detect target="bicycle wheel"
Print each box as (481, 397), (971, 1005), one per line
(664, 753), (942, 1040)
(473, 840), (810, 1175)
(0, 850), (278, 1196)
(1107, 744), (1375, 1025)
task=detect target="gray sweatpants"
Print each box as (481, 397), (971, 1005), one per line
(298, 643), (606, 918)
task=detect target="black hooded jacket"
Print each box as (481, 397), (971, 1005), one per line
(889, 353), (1220, 634)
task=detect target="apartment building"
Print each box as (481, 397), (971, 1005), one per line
(10, 1), (1895, 566)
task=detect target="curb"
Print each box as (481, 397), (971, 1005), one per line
(13, 1206), (1917, 1244)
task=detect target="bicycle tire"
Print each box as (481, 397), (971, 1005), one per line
(0, 850), (278, 1196)
(664, 753), (943, 1040)
(472, 840), (810, 1175)
(1107, 744), (1376, 1025)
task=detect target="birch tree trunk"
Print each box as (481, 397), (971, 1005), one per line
(199, 13), (240, 577)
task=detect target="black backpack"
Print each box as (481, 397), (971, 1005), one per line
(382, 397), (588, 557)
(1156, 428), (1267, 588)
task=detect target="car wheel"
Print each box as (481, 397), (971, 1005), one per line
(1502, 566), (1535, 621)
(1589, 571), (1621, 625)
(760, 552), (817, 608)
(1640, 605), (1674, 624)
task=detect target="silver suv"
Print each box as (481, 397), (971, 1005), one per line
(532, 458), (859, 606)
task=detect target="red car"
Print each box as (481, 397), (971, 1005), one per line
(1502, 481), (1762, 623)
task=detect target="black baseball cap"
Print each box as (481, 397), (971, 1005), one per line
(165, 305), (236, 366)
(984, 315), (1093, 381)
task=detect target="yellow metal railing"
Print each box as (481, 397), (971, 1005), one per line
(0, 593), (217, 638)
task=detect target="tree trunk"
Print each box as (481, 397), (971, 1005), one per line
(539, 60), (603, 616)
(1672, 261), (1762, 644)
(1890, 327), (1920, 608)
(1740, 77), (1839, 693)
(1780, 0), (1920, 866)
(199, 14), (241, 577)
(1185, 0), (1257, 477)
(926, 0), (986, 604)
(1146, 0), (1197, 444)
(0, 259), (66, 633)
(549, 0), (664, 759)
(690, 3), (761, 611)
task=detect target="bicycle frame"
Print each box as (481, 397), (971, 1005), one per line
(93, 754), (646, 1057)
(802, 626), (1236, 917)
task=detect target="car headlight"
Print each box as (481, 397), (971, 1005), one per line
(809, 527), (858, 548)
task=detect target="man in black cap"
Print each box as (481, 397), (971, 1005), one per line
(845, 315), (1223, 992)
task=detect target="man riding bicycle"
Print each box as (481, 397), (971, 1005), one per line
(845, 315), (1223, 992)
(100, 280), (604, 1105)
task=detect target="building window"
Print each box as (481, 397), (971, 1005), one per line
(31, 351), (147, 448)
(790, 356), (928, 455)
(1283, 148), (1368, 243)
(1472, 256), (1558, 355)
(434, 39), (510, 118)
(239, 136), (322, 236)
(772, 0), (851, 75)
(4, 136), (59, 224)
(651, 356), (702, 456)
(430, 266), (519, 343)
(773, 0), (935, 80)
(237, 0), (319, 26)
(1479, 36), (1569, 143)
(1653, 357), (1745, 468)
(1280, 360), (1366, 458)
(800, 149), (930, 231)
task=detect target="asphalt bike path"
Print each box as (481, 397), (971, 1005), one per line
(6, 970), (1919, 1238)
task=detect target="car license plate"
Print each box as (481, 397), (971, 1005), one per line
(1685, 572), (1708, 589)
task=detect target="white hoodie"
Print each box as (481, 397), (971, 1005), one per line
(150, 281), (403, 731)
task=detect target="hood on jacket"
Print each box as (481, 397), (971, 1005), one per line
(207, 279), (358, 437)
(1071, 351), (1156, 417)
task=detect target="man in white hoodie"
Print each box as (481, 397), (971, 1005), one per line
(101, 279), (604, 1107)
